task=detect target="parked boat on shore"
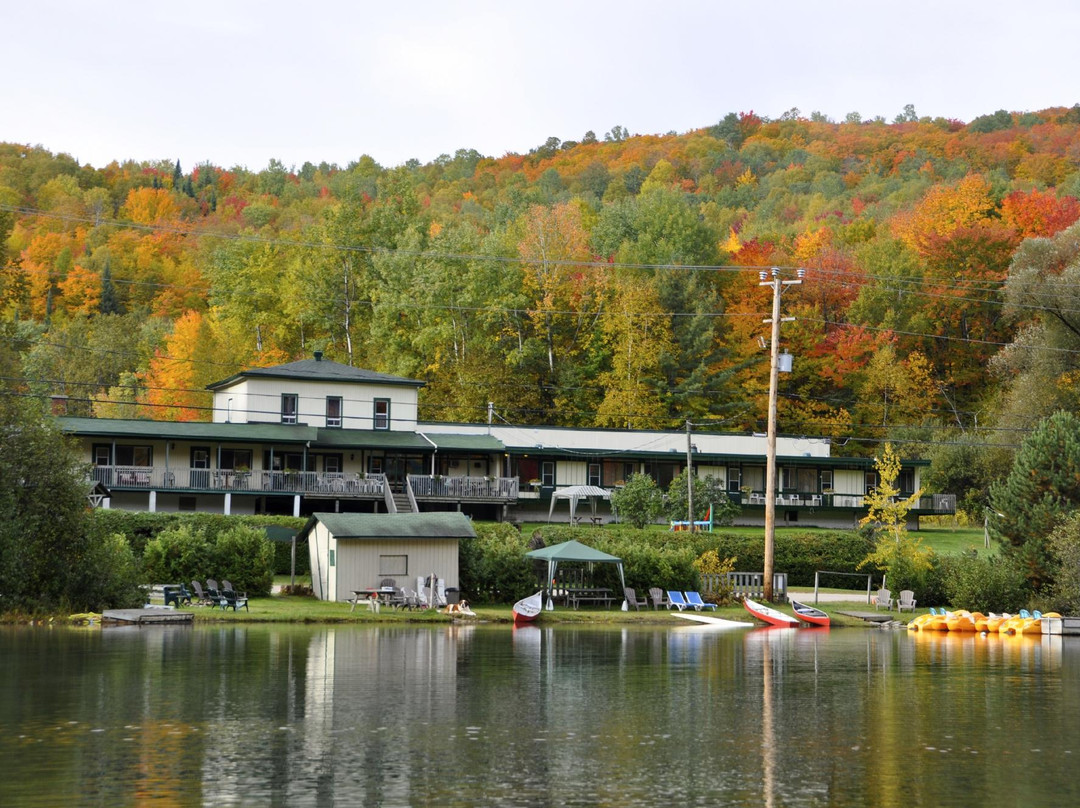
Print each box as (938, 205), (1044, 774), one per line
(743, 597), (800, 627)
(788, 598), (830, 627)
(513, 591), (543, 624)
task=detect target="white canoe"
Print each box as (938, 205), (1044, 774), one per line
(513, 591), (543, 624)
(673, 612), (755, 629)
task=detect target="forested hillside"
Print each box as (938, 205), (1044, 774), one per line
(4, 105), (1080, 505)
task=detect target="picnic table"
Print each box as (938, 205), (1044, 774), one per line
(350, 586), (396, 612)
(563, 587), (614, 609)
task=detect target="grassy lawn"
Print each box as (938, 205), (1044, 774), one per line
(164, 593), (875, 628)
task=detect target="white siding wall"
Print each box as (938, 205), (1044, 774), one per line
(833, 470), (864, 495)
(557, 460), (587, 486)
(332, 538), (460, 598)
(696, 465), (727, 484)
(213, 378), (419, 429)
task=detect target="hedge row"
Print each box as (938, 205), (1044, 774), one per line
(458, 524), (879, 604)
(88, 510), (310, 576)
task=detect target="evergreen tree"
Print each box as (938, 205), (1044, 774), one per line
(172, 159), (183, 190)
(98, 255), (123, 315)
(989, 411), (1080, 590)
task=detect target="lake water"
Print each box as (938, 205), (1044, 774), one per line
(1, 623), (1078, 807)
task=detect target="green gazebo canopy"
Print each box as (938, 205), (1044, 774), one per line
(525, 540), (626, 608)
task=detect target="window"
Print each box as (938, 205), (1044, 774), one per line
(326, 396), (342, 428)
(115, 445), (152, 466)
(820, 470), (833, 491)
(93, 445), (112, 466)
(588, 463), (601, 487)
(899, 468), (914, 495)
(865, 471), (879, 493)
(380, 554), (408, 576)
(281, 393), (298, 424)
(219, 449), (252, 470)
(323, 455), (341, 474)
(374, 398), (390, 430)
(369, 456), (384, 475)
(541, 461), (555, 486)
(727, 467), (742, 492)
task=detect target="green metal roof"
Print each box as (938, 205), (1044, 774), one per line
(303, 512), (476, 540)
(207, 357), (424, 390)
(314, 429), (434, 450)
(58, 417), (440, 451)
(57, 417), (319, 444)
(422, 433), (505, 452)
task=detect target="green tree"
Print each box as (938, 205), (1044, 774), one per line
(857, 443), (932, 590)
(611, 473), (664, 528)
(0, 393), (142, 610)
(665, 470), (737, 525)
(989, 410), (1080, 590)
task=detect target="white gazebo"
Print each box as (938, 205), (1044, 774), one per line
(546, 485), (612, 523)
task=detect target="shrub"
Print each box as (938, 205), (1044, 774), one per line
(611, 473), (664, 528)
(212, 525), (274, 596)
(932, 553), (1030, 613)
(142, 522), (274, 596)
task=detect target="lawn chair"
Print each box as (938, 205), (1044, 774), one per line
(667, 591), (689, 611)
(206, 579), (223, 609)
(222, 580), (246, 599)
(190, 580), (211, 606)
(897, 590), (917, 613)
(623, 587), (648, 611)
(692, 506), (713, 532)
(874, 588), (893, 611)
(163, 584), (192, 608)
(221, 588), (248, 611)
(684, 591), (717, 611)
(648, 587), (667, 610)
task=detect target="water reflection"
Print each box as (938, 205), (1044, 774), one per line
(1, 625), (1079, 807)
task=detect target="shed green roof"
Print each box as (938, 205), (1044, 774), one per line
(302, 512), (477, 540)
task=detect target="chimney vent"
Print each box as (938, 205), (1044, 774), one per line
(50, 395), (69, 416)
(314, 351), (323, 362)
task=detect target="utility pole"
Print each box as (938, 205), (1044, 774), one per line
(760, 267), (804, 601)
(686, 420), (694, 524)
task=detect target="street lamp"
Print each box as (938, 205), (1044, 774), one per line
(760, 267), (804, 601)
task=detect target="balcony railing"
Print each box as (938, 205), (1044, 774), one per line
(734, 491), (955, 514)
(92, 465), (387, 498)
(407, 474), (519, 501)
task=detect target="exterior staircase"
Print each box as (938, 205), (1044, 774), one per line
(391, 488), (417, 513)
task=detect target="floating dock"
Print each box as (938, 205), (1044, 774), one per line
(102, 608), (194, 626)
(1042, 617), (1080, 635)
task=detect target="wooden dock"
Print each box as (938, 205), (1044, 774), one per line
(102, 608), (194, 626)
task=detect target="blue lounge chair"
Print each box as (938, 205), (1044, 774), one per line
(684, 591), (717, 611)
(667, 591), (689, 611)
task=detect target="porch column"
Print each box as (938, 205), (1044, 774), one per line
(293, 494), (301, 517)
(148, 490), (157, 513)
(224, 492), (232, 515)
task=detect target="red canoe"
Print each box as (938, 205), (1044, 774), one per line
(789, 598), (831, 627)
(513, 591), (543, 624)
(743, 597), (800, 627)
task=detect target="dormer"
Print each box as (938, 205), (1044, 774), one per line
(207, 352), (425, 431)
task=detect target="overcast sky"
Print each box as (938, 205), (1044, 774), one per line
(5, 1), (1079, 173)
